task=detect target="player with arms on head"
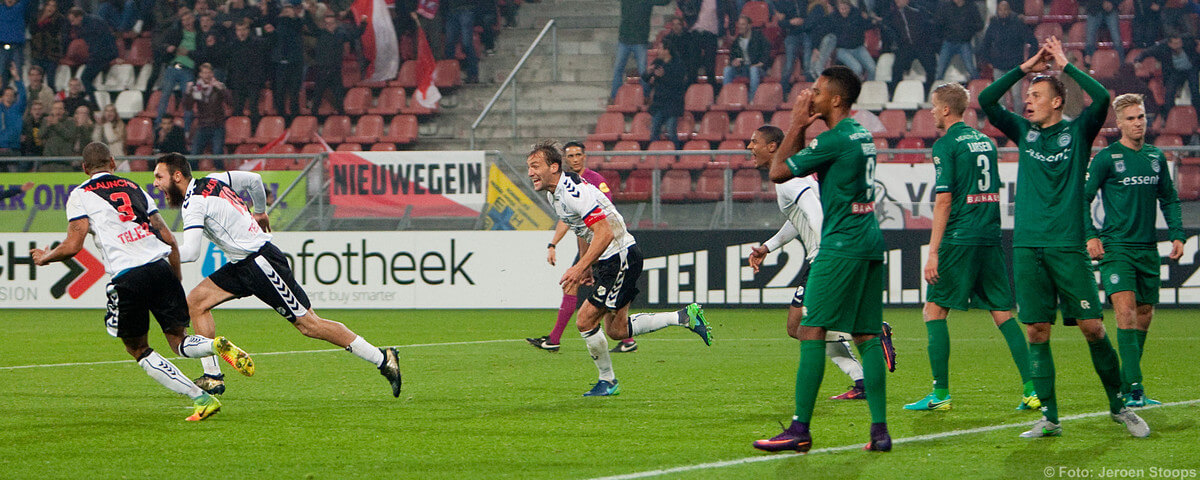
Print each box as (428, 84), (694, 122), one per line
(752, 66), (891, 453)
(526, 141), (712, 396)
(31, 142), (254, 421)
(151, 154), (402, 398)
(526, 141), (638, 354)
(745, 124), (896, 401)
(1083, 93), (1185, 408)
(979, 36), (1148, 438)
(906, 82), (1039, 412)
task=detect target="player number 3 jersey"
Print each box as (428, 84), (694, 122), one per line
(549, 171), (636, 260)
(182, 174), (271, 262)
(65, 172), (171, 276)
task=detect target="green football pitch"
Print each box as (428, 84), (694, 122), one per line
(2, 308), (1197, 479)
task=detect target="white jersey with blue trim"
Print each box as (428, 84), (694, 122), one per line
(182, 174), (271, 262)
(775, 175), (823, 259)
(548, 171), (636, 260)
(64, 172), (171, 275)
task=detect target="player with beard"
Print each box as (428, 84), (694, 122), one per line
(152, 154), (402, 398)
(32, 142), (254, 421)
(745, 124), (897, 401)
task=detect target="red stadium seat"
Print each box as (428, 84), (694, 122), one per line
(873, 138), (892, 163)
(63, 39), (88, 66)
(741, 1), (770, 27)
(597, 169), (623, 195)
(234, 144), (260, 154)
(748, 82), (782, 112)
(301, 143), (328, 154)
(643, 140), (678, 170)
(343, 87), (372, 115)
(893, 137), (927, 163)
(691, 168), (725, 201)
(770, 110), (792, 129)
(906, 110), (938, 139)
(716, 139), (752, 168)
(336, 143), (363, 151)
(660, 170), (693, 202)
(382, 115), (419, 144)
(1091, 50), (1121, 80)
(394, 60), (418, 88)
(732, 168), (763, 201)
(694, 111), (730, 142)
(608, 84), (645, 113)
(320, 116), (352, 144)
(347, 115), (384, 144)
(250, 116), (287, 144)
(287, 116), (319, 144)
(622, 112), (653, 142)
(676, 140), (714, 170)
(434, 60), (462, 88)
(684, 83), (715, 113)
(256, 89), (278, 116)
(125, 37), (152, 66)
(615, 169), (652, 202)
(1034, 23), (1063, 43)
(967, 79), (990, 110)
(124, 117), (153, 146)
(877, 110), (906, 139)
(1177, 161), (1200, 200)
(587, 112), (626, 142)
(1045, 0), (1078, 22)
(224, 116), (251, 145)
(1024, 0), (1044, 22)
(729, 111), (764, 141)
(370, 143), (397, 151)
(675, 115), (696, 140)
(964, 108), (980, 129)
(1163, 106), (1198, 136)
(711, 83), (748, 112)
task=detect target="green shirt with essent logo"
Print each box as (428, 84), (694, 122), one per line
(979, 63), (1110, 248)
(932, 121), (1002, 246)
(785, 118), (884, 260)
(1084, 141), (1185, 246)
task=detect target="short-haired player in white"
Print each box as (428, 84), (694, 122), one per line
(31, 142), (255, 421)
(526, 141), (713, 396)
(745, 125), (897, 401)
(151, 153), (402, 398)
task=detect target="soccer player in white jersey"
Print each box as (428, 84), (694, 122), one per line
(526, 141), (713, 396)
(745, 125), (897, 400)
(151, 153), (403, 398)
(31, 143), (255, 421)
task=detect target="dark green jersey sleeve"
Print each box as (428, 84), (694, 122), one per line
(1062, 64), (1111, 142)
(786, 130), (842, 178)
(1158, 156), (1186, 242)
(1083, 150), (1110, 240)
(979, 67), (1030, 143)
(932, 136), (955, 194)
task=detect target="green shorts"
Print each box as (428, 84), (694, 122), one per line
(1099, 245), (1161, 305)
(801, 256), (883, 335)
(1013, 247), (1103, 324)
(926, 243), (1014, 311)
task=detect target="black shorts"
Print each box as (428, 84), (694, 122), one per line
(208, 243), (312, 321)
(790, 256), (813, 308)
(588, 245), (643, 311)
(104, 259), (189, 338)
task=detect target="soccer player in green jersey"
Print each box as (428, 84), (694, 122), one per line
(905, 82), (1039, 412)
(1083, 93), (1186, 408)
(979, 37), (1149, 438)
(752, 66), (891, 453)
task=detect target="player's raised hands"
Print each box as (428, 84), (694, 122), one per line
(1020, 44), (1052, 74)
(1043, 36), (1069, 69)
(791, 89), (822, 130)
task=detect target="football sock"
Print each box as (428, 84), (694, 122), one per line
(826, 338), (864, 382)
(1023, 380), (1036, 397)
(627, 308), (687, 337)
(998, 318), (1033, 385)
(792, 340), (826, 423)
(178, 335), (216, 358)
(138, 348), (204, 399)
(201, 356), (223, 376)
(549, 294), (577, 344)
(582, 326), (615, 382)
(1087, 334), (1125, 414)
(622, 338), (636, 345)
(346, 336), (386, 367)
(926, 319), (950, 395)
(1029, 341), (1058, 423)
(858, 337), (888, 424)
(1135, 328), (1147, 352)
(1117, 328), (1142, 394)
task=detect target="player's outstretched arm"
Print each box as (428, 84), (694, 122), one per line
(31, 218), (89, 266)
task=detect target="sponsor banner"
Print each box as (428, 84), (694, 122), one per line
(0, 171), (306, 232)
(328, 151), (487, 218)
(628, 229), (1200, 309)
(872, 164), (1174, 230)
(481, 165), (555, 230)
(0, 232), (578, 309)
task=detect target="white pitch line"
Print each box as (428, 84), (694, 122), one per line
(587, 399), (1200, 480)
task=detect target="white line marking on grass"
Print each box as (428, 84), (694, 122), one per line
(588, 399), (1200, 480)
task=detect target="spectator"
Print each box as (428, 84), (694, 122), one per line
(193, 13), (229, 81)
(29, 0), (63, 89)
(155, 9), (198, 128)
(65, 7), (119, 95)
(21, 100), (45, 156)
(24, 65), (55, 113)
(1131, 0), (1163, 48)
(150, 0), (183, 32)
(182, 63), (231, 156)
(42, 102), (89, 157)
(0, 0), (29, 88)
(59, 78), (97, 116)
(610, 0), (671, 101)
(307, 14), (363, 114)
(219, 0), (260, 30)
(192, 0), (216, 19)
(679, 0), (700, 26)
(476, 0), (498, 55)
(723, 15), (770, 101)
(92, 104), (126, 157)
(662, 17), (698, 84)
(1135, 35), (1200, 131)
(443, 0), (479, 83)
(154, 115), (187, 155)
(830, 0), (877, 81)
(932, 0), (981, 81)
(0, 67), (25, 155)
(805, 0), (837, 81)
(690, 0), (720, 86)
(884, 0), (936, 93)
(97, 0), (142, 33)
(264, 4), (305, 118)
(227, 20), (267, 122)
(772, 0), (811, 93)
(643, 48), (687, 148)
(978, 0), (1036, 109)
(1084, 0), (1126, 62)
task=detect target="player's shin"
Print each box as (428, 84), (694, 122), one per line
(138, 348), (205, 399)
(178, 335), (216, 358)
(627, 308), (688, 336)
(998, 318), (1033, 387)
(793, 340), (826, 423)
(1117, 328), (1143, 394)
(826, 339), (864, 382)
(926, 319), (950, 397)
(346, 335), (386, 367)
(1030, 342), (1058, 423)
(582, 325), (615, 381)
(857, 337), (888, 424)
(1087, 334), (1125, 414)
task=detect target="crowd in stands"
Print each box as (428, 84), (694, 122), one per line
(0, 0), (526, 171)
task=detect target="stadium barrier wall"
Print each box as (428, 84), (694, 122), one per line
(628, 229), (1200, 309)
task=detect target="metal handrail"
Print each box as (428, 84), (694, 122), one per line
(469, 19), (558, 149)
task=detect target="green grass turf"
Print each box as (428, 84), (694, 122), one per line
(1, 308), (1197, 479)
